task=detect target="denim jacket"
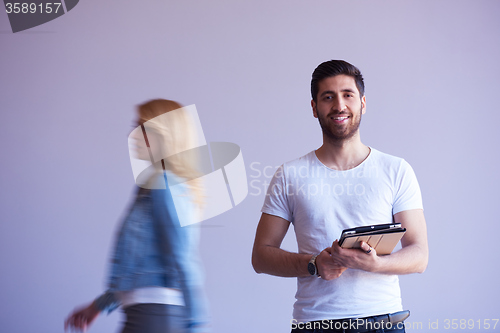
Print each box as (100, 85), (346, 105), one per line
(94, 171), (209, 332)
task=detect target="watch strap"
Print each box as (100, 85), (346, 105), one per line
(308, 253), (320, 276)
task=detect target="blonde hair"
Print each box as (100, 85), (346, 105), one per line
(137, 99), (204, 209)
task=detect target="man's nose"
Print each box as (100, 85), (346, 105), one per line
(332, 97), (346, 112)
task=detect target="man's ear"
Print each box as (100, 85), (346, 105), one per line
(361, 95), (367, 115)
(311, 99), (318, 118)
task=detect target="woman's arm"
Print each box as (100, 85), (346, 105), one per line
(64, 301), (100, 332)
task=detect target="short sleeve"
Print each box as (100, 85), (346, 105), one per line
(392, 160), (423, 215)
(261, 165), (293, 223)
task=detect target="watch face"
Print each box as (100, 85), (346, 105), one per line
(307, 262), (316, 275)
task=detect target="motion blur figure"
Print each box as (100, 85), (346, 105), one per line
(65, 99), (209, 333)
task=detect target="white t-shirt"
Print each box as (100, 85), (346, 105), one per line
(261, 148), (423, 322)
(116, 287), (185, 308)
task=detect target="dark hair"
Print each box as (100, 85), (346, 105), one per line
(311, 60), (365, 101)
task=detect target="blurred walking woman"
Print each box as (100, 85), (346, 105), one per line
(65, 100), (209, 333)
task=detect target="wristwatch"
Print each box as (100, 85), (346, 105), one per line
(307, 254), (319, 276)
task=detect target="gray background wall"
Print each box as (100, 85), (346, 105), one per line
(1, 1), (499, 332)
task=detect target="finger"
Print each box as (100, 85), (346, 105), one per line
(81, 317), (88, 329)
(65, 315), (75, 330)
(359, 241), (371, 253)
(325, 269), (343, 280)
(76, 316), (85, 329)
(321, 272), (335, 281)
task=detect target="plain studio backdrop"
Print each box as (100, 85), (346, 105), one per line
(1, 1), (499, 332)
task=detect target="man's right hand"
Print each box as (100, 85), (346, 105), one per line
(252, 213), (346, 278)
(315, 249), (347, 280)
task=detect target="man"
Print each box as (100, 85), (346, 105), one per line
(252, 60), (428, 333)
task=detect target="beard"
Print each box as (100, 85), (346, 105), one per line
(317, 107), (362, 142)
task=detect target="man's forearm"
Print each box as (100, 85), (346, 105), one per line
(371, 208), (429, 275)
(371, 243), (428, 275)
(252, 245), (313, 277)
(330, 237), (428, 276)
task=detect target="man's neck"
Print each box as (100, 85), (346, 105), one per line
(315, 133), (370, 171)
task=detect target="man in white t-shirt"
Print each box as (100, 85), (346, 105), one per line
(252, 60), (428, 333)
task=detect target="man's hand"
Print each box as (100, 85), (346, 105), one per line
(315, 248), (347, 280)
(329, 240), (380, 272)
(329, 210), (429, 275)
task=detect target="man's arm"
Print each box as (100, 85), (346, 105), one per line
(329, 209), (428, 275)
(252, 213), (346, 279)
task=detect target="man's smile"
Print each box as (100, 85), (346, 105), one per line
(330, 115), (350, 124)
